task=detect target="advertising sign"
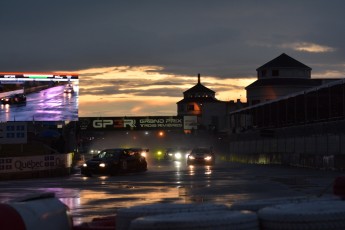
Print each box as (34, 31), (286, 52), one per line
(0, 153), (73, 173)
(78, 116), (194, 131)
(183, 116), (198, 130)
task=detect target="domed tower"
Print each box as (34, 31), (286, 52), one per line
(177, 74), (219, 117)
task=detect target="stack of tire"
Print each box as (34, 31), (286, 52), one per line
(73, 215), (116, 230)
(258, 200), (345, 230)
(230, 195), (345, 230)
(0, 193), (72, 230)
(230, 195), (339, 212)
(129, 210), (259, 230)
(116, 203), (260, 230)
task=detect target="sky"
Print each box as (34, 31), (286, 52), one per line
(1, 1), (345, 117)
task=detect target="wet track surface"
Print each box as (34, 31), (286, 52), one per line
(0, 85), (78, 121)
(0, 159), (342, 225)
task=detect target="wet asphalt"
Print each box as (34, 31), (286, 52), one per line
(0, 158), (343, 225)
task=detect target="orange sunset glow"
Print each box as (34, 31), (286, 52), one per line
(76, 66), (255, 117)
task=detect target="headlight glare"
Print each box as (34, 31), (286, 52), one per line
(205, 156), (212, 161)
(188, 155), (195, 160)
(175, 152), (182, 159)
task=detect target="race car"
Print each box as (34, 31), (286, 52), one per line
(187, 147), (215, 165)
(63, 84), (74, 93)
(0, 93), (27, 104)
(81, 148), (147, 176)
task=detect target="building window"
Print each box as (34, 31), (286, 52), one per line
(272, 70), (279, 76)
(187, 104), (194, 111)
(261, 70), (267, 77)
(6, 126), (14, 131)
(6, 133), (15, 138)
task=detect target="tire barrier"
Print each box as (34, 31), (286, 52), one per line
(74, 195), (344, 230)
(230, 195), (340, 212)
(129, 210), (259, 230)
(116, 203), (230, 230)
(0, 193), (72, 230)
(258, 200), (345, 230)
(73, 215), (116, 230)
(333, 176), (345, 199)
(0, 203), (26, 230)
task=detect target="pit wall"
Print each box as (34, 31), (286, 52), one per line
(0, 153), (73, 180)
(0, 89), (24, 98)
(227, 120), (345, 170)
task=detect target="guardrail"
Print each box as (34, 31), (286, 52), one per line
(0, 89), (24, 98)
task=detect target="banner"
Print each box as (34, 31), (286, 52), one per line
(78, 116), (196, 131)
(0, 153), (73, 173)
(183, 116), (198, 130)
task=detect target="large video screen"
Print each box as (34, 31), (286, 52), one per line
(0, 72), (79, 122)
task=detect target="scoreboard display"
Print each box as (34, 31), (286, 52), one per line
(0, 72), (78, 82)
(0, 72), (79, 122)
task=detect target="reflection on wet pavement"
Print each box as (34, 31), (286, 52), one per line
(0, 161), (340, 225)
(58, 181), (185, 224)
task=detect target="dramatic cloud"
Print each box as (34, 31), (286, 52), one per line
(1, 0), (345, 116)
(281, 42), (336, 53)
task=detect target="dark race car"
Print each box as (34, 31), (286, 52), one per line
(1, 93), (27, 104)
(81, 148), (147, 176)
(187, 147), (215, 165)
(63, 84), (74, 93)
(127, 148), (149, 158)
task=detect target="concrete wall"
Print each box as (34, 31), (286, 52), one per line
(0, 89), (24, 98)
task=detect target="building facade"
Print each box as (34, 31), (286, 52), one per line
(246, 53), (329, 106)
(228, 54), (345, 170)
(177, 74), (246, 132)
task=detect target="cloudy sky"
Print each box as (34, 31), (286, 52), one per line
(1, 1), (345, 117)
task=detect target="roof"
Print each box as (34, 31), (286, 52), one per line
(245, 78), (323, 89)
(183, 82), (215, 94)
(256, 53), (311, 70)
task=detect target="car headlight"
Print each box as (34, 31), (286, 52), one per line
(174, 152), (182, 159)
(99, 163), (106, 167)
(82, 163), (87, 167)
(205, 156), (213, 161)
(141, 151), (147, 157)
(188, 155), (195, 160)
